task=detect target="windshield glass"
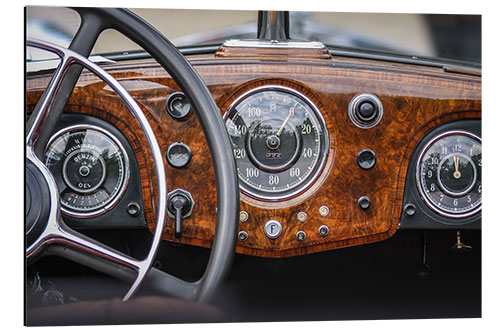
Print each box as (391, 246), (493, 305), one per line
(26, 7), (481, 65)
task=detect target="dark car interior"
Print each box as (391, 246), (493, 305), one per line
(25, 7), (481, 326)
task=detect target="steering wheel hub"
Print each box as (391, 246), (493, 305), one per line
(26, 159), (51, 246)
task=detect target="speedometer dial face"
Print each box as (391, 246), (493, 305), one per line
(416, 131), (481, 218)
(225, 86), (329, 200)
(44, 125), (130, 217)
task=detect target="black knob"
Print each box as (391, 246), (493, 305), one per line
(238, 231), (248, 241)
(357, 149), (377, 170)
(358, 196), (371, 209)
(127, 202), (141, 216)
(166, 92), (191, 119)
(404, 203), (416, 216)
(296, 231), (306, 241)
(166, 142), (192, 169)
(357, 101), (377, 122)
(319, 225), (329, 237)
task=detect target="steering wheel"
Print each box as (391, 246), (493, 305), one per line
(26, 8), (239, 302)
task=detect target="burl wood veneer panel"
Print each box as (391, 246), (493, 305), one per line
(26, 54), (481, 257)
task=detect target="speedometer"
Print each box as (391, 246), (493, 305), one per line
(225, 85), (329, 200)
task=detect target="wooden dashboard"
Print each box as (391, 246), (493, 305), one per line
(26, 47), (481, 258)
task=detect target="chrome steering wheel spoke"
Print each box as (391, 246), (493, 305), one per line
(26, 52), (69, 152)
(34, 217), (143, 272)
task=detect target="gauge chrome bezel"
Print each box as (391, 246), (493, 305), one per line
(224, 85), (329, 201)
(415, 130), (481, 219)
(45, 124), (131, 218)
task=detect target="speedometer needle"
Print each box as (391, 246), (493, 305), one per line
(453, 147), (461, 179)
(276, 102), (298, 137)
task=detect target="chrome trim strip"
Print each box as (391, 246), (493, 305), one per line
(47, 45), (479, 73)
(222, 39), (326, 49)
(329, 48), (481, 72)
(415, 130), (481, 219)
(26, 39), (168, 301)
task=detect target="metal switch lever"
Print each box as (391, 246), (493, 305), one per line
(451, 231), (473, 252)
(167, 192), (193, 238)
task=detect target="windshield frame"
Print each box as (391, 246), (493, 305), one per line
(25, 8), (481, 70)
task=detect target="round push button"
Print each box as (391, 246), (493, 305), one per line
(357, 149), (377, 170)
(297, 211), (307, 222)
(127, 202), (141, 216)
(296, 231), (307, 241)
(238, 231), (248, 241)
(404, 203), (416, 216)
(358, 196), (371, 209)
(166, 142), (192, 168)
(166, 92), (191, 119)
(264, 220), (282, 239)
(357, 101), (377, 122)
(319, 225), (329, 237)
(239, 211), (249, 222)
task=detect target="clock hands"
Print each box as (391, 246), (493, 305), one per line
(453, 147), (461, 179)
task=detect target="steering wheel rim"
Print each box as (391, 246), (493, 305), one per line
(26, 8), (240, 303)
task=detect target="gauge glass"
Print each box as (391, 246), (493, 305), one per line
(417, 131), (481, 218)
(45, 125), (129, 217)
(225, 86), (329, 200)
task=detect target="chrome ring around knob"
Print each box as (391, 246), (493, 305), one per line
(348, 93), (383, 129)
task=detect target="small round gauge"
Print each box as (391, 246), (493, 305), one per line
(416, 130), (481, 218)
(44, 125), (130, 217)
(225, 85), (329, 200)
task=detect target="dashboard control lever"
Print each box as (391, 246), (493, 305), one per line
(172, 195), (188, 238)
(451, 231), (473, 252)
(167, 189), (195, 238)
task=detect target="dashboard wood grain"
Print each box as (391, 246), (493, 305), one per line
(26, 53), (481, 257)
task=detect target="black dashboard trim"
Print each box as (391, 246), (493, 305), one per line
(399, 119), (481, 230)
